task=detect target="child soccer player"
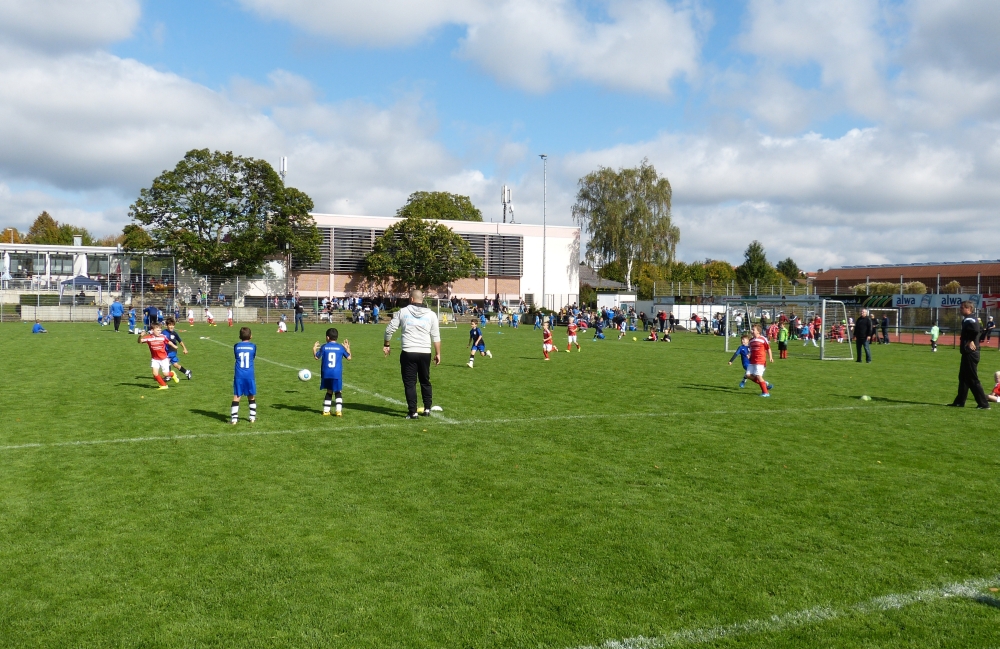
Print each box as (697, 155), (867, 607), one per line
(467, 319), (491, 368)
(645, 329), (658, 341)
(227, 307), (233, 327)
(593, 321), (605, 340)
(747, 324), (774, 397)
(542, 322), (557, 360)
(566, 317), (581, 352)
(138, 324), (177, 389)
(313, 329), (351, 416)
(187, 308), (195, 326)
(204, 308), (216, 326)
(31, 320), (47, 333)
(164, 317), (192, 380)
(729, 334), (752, 387)
(277, 313), (288, 333)
(988, 371), (1000, 403)
(232, 327), (257, 424)
(930, 323), (940, 352)
(777, 322), (789, 359)
(128, 308), (137, 334)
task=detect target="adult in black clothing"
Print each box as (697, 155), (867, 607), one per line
(949, 301), (990, 409)
(853, 309), (874, 363)
(294, 300), (305, 332)
(880, 315), (890, 344)
(984, 316), (995, 342)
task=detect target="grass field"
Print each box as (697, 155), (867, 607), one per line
(1, 320), (999, 648)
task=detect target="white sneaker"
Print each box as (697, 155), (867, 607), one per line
(486, 350), (492, 358)
(467, 361), (474, 368)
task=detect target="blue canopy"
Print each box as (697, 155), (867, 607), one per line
(59, 275), (103, 302)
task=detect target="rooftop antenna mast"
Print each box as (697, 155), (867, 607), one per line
(501, 185), (514, 223)
(279, 156), (287, 182)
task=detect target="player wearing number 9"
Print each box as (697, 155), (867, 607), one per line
(231, 327), (257, 424)
(313, 328), (351, 417)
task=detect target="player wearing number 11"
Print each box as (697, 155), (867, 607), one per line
(231, 327), (257, 424)
(313, 328), (351, 416)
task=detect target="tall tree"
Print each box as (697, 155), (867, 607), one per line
(25, 212), (62, 244)
(364, 216), (481, 291)
(572, 160), (678, 291)
(128, 149), (320, 284)
(775, 257), (802, 283)
(736, 241), (776, 286)
(121, 224), (154, 251)
(397, 191), (483, 222)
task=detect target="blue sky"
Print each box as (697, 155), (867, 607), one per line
(0, 0), (998, 270)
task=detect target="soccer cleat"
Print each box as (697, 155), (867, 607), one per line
(335, 411), (343, 417)
(405, 413), (420, 419)
(249, 418), (255, 423)
(231, 419), (238, 425)
(157, 385), (169, 390)
(544, 357), (550, 361)
(976, 406), (991, 410)
(760, 393), (771, 398)
(467, 361), (474, 368)
(486, 350), (492, 358)
(171, 372), (180, 384)
(766, 383), (773, 390)
(323, 411), (331, 416)
(185, 370), (192, 380)
(739, 380), (746, 389)
(421, 410), (431, 417)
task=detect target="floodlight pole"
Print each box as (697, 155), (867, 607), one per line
(539, 154), (547, 311)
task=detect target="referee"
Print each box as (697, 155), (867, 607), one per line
(948, 300), (990, 409)
(383, 289), (441, 418)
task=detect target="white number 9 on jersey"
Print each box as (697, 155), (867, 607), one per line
(326, 352), (337, 368)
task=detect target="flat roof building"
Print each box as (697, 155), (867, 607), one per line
(814, 260), (1000, 295)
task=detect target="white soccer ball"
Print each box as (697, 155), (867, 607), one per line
(860, 395), (871, 401)
(298, 369), (312, 381)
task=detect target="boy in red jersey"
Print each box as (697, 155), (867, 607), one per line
(542, 322), (557, 360)
(137, 324), (177, 389)
(747, 324), (774, 397)
(989, 371), (1000, 404)
(566, 317), (581, 352)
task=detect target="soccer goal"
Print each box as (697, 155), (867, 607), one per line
(820, 299), (853, 361)
(724, 302), (752, 353)
(433, 298), (459, 329)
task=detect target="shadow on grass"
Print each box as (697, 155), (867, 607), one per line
(344, 402), (400, 417)
(972, 594), (1000, 610)
(118, 382), (158, 390)
(189, 409), (229, 422)
(679, 383), (742, 394)
(833, 394), (933, 406)
(271, 404), (315, 414)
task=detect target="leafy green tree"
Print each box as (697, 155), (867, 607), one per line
(775, 257), (802, 283)
(121, 224), (154, 251)
(703, 260), (736, 284)
(397, 191), (483, 222)
(572, 160), (678, 291)
(26, 212), (62, 244)
(736, 241), (777, 287)
(364, 216), (481, 291)
(128, 149), (320, 283)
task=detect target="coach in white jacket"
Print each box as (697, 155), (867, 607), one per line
(383, 289), (441, 418)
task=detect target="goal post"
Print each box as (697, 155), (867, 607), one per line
(820, 299), (854, 360)
(433, 297), (458, 329)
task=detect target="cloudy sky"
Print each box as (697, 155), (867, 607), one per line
(0, 0), (998, 270)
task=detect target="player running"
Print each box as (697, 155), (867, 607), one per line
(747, 324), (774, 397)
(566, 317), (581, 352)
(205, 308), (216, 326)
(227, 308), (233, 327)
(467, 319), (492, 368)
(728, 334), (752, 388)
(137, 324), (177, 389)
(163, 317), (193, 380)
(542, 322), (558, 360)
(313, 328), (351, 416)
(231, 327), (257, 424)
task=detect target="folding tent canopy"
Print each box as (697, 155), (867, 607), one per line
(59, 275), (103, 303)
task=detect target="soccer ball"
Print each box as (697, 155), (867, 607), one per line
(632, 336), (637, 341)
(298, 369), (312, 381)
(860, 395), (871, 401)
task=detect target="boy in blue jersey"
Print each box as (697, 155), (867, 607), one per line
(467, 319), (492, 368)
(31, 320), (47, 333)
(728, 334), (752, 388)
(312, 327), (351, 416)
(164, 317), (192, 380)
(232, 327), (257, 424)
(127, 308), (137, 334)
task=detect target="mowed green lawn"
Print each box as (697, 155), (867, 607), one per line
(1, 320), (999, 648)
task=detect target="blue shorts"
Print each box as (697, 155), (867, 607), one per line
(233, 377), (256, 397)
(168, 353), (179, 364)
(472, 343), (486, 352)
(320, 377), (343, 392)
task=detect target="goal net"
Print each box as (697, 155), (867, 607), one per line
(433, 298), (458, 328)
(820, 299), (853, 360)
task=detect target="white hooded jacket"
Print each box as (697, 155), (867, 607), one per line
(384, 304), (440, 353)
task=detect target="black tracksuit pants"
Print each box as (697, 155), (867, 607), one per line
(113, 316), (121, 331)
(400, 351), (432, 414)
(953, 351), (989, 408)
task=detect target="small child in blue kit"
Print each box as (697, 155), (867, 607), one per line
(313, 328), (351, 417)
(729, 334), (752, 388)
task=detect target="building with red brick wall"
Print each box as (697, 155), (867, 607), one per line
(814, 261), (1000, 295)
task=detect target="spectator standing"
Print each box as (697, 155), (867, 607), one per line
(881, 315), (890, 344)
(109, 298), (124, 332)
(657, 310), (667, 333)
(949, 301), (990, 409)
(853, 309), (874, 363)
(294, 299), (305, 332)
(384, 289), (441, 419)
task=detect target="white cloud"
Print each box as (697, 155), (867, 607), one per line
(239, 0), (701, 95)
(0, 0), (140, 52)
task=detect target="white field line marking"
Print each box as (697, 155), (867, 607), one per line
(200, 337), (458, 422)
(0, 403), (926, 452)
(572, 576), (1000, 649)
